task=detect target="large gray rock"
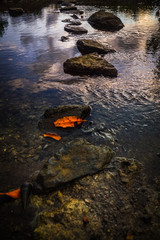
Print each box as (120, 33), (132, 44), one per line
(35, 138), (114, 191)
(63, 52), (118, 77)
(77, 39), (116, 55)
(88, 10), (124, 31)
(64, 24), (88, 34)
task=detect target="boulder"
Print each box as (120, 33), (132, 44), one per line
(77, 39), (116, 55)
(88, 10), (124, 31)
(64, 24), (87, 34)
(63, 52), (118, 77)
(9, 8), (24, 17)
(34, 138), (114, 191)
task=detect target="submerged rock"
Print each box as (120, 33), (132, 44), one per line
(35, 138), (114, 191)
(64, 24), (87, 34)
(9, 8), (24, 17)
(63, 52), (118, 77)
(77, 39), (116, 55)
(88, 10), (124, 31)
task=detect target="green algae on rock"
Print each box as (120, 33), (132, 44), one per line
(34, 138), (114, 192)
(63, 53), (118, 77)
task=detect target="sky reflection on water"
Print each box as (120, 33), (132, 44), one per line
(0, 3), (160, 189)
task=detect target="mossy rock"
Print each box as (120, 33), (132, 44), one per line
(63, 52), (118, 77)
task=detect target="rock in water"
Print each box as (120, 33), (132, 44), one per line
(88, 10), (124, 31)
(64, 24), (88, 34)
(9, 8), (24, 17)
(35, 138), (114, 191)
(63, 52), (118, 77)
(60, 6), (77, 12)
(43, 104), (91, 119)
(38, 104), (91, 132)
(77, 39), (116, 55)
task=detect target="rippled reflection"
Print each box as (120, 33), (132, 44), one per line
(0, 3), (160, 189)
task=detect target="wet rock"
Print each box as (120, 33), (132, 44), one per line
(38, 104), (91, 132)
(88, 10), (124, 31)
(62, 18), (81, 25)
(9, 8), (24, 17)
(68, 20), (81, 25)
(64, 24), (88, 34)
(0, 19), (8, 36)
(43, 104), (91, 119)
(63, 52), (118, 77)
(35, 138), (114, 191)
(60, 6), (77, 12)
(60, 36), (69, 42)
(71, 14), (79, 19)
(61, 18), (71, 22)
(77, 39), (116, 55)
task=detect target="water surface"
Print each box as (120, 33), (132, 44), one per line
(0, 2), (160, 190)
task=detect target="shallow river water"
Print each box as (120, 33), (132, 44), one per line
(0, 1), (160, 191)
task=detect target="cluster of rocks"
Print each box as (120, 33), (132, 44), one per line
(59, 1), (124, 77)
(7, 1), (124, 78)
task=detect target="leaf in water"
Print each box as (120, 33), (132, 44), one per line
(0, 188), (21, 199)
(43, 132), (61, 141)
(54, 116), (87, 128)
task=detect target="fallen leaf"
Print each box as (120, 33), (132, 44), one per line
(43, 132), (61, 141)
(54, 116), (87, 128)
(0, 188), (21, 199)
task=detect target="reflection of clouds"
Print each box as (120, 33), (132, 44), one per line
(115, 33), (140, 50)
(46, 12), (59, 27)
(8, 78), (39, 93)
(20, 35), (34, 45)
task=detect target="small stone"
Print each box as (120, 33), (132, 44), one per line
(64, 24), (88, 34)
(84, 199), (90, 204)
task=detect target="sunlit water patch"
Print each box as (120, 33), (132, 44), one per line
(0, 3), (160, 190)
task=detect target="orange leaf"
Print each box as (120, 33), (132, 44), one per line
(54, 116), (87, 128)
(0, 188), (21, 199)
(43, 133), (61, 141)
